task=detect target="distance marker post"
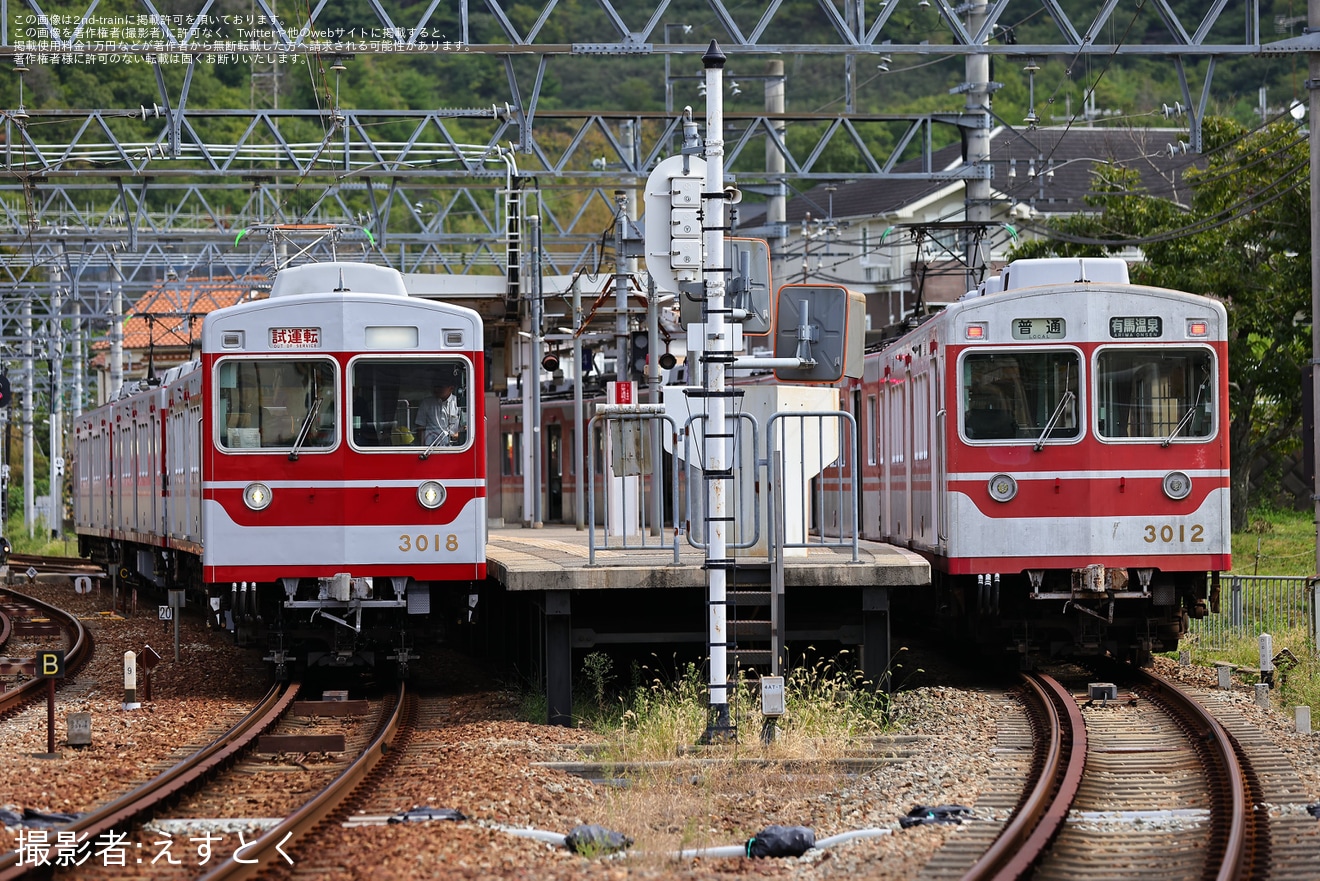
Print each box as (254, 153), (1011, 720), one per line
(36, 650), (65, 756)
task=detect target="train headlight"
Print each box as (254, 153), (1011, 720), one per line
(243, 482), (272, 511)
(417, 480), (446, 509)
(1163, 471), (1192, 500)
(988, 474), (1017, 502)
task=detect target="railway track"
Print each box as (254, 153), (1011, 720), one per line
(4, 554), (104, 579)
(195, 684), (405, 880)
(926, 666), (1270, 881)
(0, 588), (93, 720)
(0, 682), (298, 880)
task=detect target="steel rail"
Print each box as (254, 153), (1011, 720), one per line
(1135, 669), (1265, 881)
(197, 681), (406, 880)
(0, 588), (94, 719)
(0, 680), (298, 880)
(6, 554), (106, 575)
(960, 673), (1087, 881)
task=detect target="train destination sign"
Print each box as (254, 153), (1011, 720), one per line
(269, 327), (321, 348)
(1011, 318), (1066, 340)
(1109, 316), (1163, 338)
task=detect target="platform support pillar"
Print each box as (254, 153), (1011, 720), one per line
(544, 590), (573, 727)
(862, 587), (891, 692)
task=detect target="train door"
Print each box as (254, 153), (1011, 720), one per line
(911, 367), (931, 547)
(117, 418), (132, 534)
(863, 390), (879, 539)
(189, 400), (203, 538)
(932, 352), (947, 552)
(546, 423), (563, 522)
(167, 409), (183, 537)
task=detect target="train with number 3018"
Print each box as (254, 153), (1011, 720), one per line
(73, 262), (486, 678)
(829, 256), (1231, 664)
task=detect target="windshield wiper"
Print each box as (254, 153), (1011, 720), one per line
(287, 395), (323, 461)
(1162, 380), (1207, 447)
(1034, 389), (1075, 452)
(419, 430), (446, 460)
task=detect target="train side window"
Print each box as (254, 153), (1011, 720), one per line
(502, 432), (523, 476)
(1095, 347), (1214, 441)
(962, 351), (1080, 442)
(216, 358), (337, 451)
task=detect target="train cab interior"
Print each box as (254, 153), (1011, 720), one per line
(348, 358), (471, 450)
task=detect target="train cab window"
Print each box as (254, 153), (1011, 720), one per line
(348, 357), (471, 451)
(1095, 348), (1214, 441)
(962, 351), (1080, 443)
(216, 359), (337, 451)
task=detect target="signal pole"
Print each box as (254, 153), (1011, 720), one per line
(699, 41), (733, 742)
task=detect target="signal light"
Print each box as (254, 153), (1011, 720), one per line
(541, 352), (560, 372)
(658, 351), (677, 370)
(0, 374), (9, 408)
(628, 331), (649, 380)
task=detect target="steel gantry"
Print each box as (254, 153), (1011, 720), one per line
(0, 0), (1288, 538)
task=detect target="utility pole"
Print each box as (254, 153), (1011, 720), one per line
(765, 59), (787, 256)
(1310, 0), (1320, 581)
(22, 295), (33, 539)
(964, 2), (993, 289)
(528, 214), (543, 529)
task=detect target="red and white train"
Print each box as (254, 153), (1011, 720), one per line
(837, 257), (1230, 662)
(73, 262), (486, 677)
(497, 257), (1230, 663)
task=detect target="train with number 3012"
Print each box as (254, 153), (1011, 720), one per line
(73, 262), (486, 678)
(496, 256), (1231, 665)
(823, 256), (1231, 663)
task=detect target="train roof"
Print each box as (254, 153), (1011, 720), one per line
(269, 262), (408, 298)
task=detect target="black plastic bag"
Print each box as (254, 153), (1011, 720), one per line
(20, 808), (81, 828)
(1307, 803), (1320, 820)
(899, 804), (973, 829)
(564, 824), (633, 855)
(745, 824), (816, 858)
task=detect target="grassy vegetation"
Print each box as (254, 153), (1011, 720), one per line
(3, 512), (80, 558)
(1230, 506), (1317, 577)
(540, 651), (896, 758)
(1186, 506), (1319, 719)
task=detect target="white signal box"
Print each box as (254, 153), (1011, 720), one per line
(643, 154), (708, 293)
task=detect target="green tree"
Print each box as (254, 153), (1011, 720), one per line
(1010, 117), (1310, 528)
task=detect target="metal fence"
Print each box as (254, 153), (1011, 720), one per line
(1186, 576), (1317, 652)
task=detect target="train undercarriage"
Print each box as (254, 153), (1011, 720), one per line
(79, 536), (473, 680)
(932, 564), (1216, 667)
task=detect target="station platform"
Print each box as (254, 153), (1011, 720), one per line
(481, 524), (931, 726)
(486, 524), (930, 592)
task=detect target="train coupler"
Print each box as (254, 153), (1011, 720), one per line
(263, 648), (292, 681)
(387, 633), (419, 679)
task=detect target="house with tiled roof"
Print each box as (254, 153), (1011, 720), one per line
(91, 277), (266, 403)
(752, 125), (1201, 337)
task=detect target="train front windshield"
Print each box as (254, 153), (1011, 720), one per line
(350, 358), (472, 450)
(217, 359), (337, 450)
(1095, 348), (1214, 440)
(962, 351), (1080, 441)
